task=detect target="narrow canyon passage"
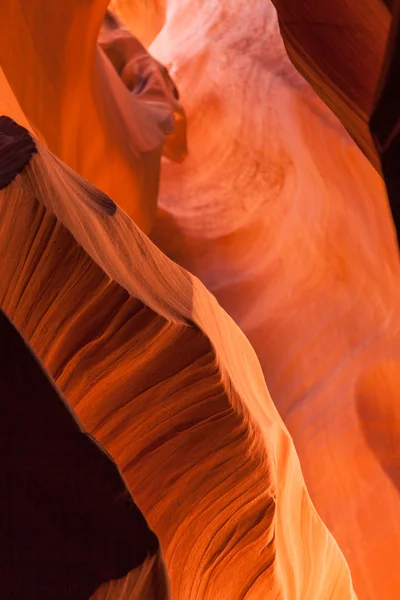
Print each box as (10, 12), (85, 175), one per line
(0, 0), (399, 598)
(149, 1), (400, 597)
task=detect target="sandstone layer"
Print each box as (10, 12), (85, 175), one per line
(0, 306), (168, 600)
(0, 1), (186, 233)
(150, 2), (400, 598)
(0, 117), (355, 599)
(268, 0), (400, 242)
(370, 0), (400, 241)
(109, 0), (167, 46)
(1, 0), (399, 598)
(269, 0), (391, 172)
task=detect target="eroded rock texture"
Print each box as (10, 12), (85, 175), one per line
(0, 1), (186, 233)
(1, 0), (399, 598)
(0, 303), (168, 600)
(0, 119), (355, 599)
(150, 1), (400, 598)
(269, 0), (400, 242)
(370, 1), (400, 240)
(269, 0), (391, 172)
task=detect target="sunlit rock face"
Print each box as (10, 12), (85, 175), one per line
(0, 119), (355, 599)
(0, 2), (185, 233)
(150, 1), (400, 598)
(109, 0), (166, 46)
(0, 68), (29, 128)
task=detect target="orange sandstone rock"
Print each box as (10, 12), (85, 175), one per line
(0, 304), (168, 600)
(0, 117), (355, 599)
(150, 2), (400, 598)
(269, 0), (391, 171)
(356, 360), (400, 493)
(109, 0), (167, 47)
(0, 2), (186, 233)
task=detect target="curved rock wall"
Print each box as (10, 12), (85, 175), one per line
(0, 121), (355, 599)
(150, 2), (400, 598)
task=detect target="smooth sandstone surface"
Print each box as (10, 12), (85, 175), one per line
(370, 0), (400, 240)
(0, 68), (29, 129)
(0, 1), (186, 233)
(149, 1), (400, 598)
(269, 0), (391, 171)
(109, 0), (167, 46)
(0, 121), (355, 599)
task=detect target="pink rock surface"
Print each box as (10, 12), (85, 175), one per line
(150, 2), (400, 598)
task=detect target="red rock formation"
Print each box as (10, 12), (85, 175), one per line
(0, 118), (355, 599)
(0, 2), (186, 233)
(356, 360), (400, 494)
(269, 0), (391, 171)
(109, 0), (167, 47)
(150, 2), (400, 598)
(1, 1), (398, 597)
(99, 10), (187, 164)
(269, 0), (400, 241)
(0, 305), (168, 600)
(370, 0), (400, 240)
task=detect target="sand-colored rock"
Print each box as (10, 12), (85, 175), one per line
(149, 2), (400, 598)
(0, 2), (186, 233)
(0, 117), (355, 599)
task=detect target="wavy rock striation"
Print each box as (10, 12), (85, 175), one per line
(0, 305), (168, 600)
(0, 1), (186, 233)
(269, 0), (400, 244)
(150, 1), (400, 598)
(370, 0), (400, 242)
(269, 0), (391, 171)
(0, 117), (355, 599)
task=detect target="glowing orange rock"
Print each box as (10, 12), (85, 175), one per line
(0, 118), (355, 599)
(356, 360), (400, 493)
(150, 2), (400, 598)
(1, 1), (397, 597)
(110, 0), (167, 47)
(0, 2), (186, 233)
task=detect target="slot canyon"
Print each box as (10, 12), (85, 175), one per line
(0, 1), (399, 599)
